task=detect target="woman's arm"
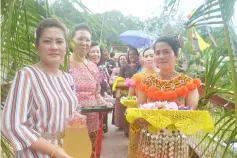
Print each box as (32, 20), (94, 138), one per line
(31, 138), (71, 158)
(128, 86), (136, 96)
(118, 65), (125, 78)
(2, 70), (40, 151)
(95, 67), (113, 106)
(185, 88), (199, 110)
(2, 70), (71, 157)
(137, 90), (147, 105)
(95, 82), (113, 106)
(96, 92), (113, 106)
(109, 68), (119, 85)
(115, 81), (127, 88)
(136, 90), (149, 125)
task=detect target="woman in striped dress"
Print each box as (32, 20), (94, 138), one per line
(2, 19), (77, 158)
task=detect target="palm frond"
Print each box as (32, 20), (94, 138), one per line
(193, 110), (237, 157)
(186, 0), (236, 27)
(1, 0), (51, 156)
(1, 0), (48, 83)
(1, 136), (14, 158)
(221, 126), (237, 158)
(200, 48), (231, 106)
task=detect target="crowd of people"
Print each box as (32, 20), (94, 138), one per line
(2, 18), (200, 158)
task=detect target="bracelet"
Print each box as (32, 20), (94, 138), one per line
(50, 145), (60, 158)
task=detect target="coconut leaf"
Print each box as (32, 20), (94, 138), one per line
(221, 125), (237, 157)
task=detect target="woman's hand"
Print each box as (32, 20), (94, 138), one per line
(30, 137), (72, 158)
(106, 102), (113, 107)
(52, 147), (73, 158)
(136, 118), (149, 126)
(104, 92), (113, 99)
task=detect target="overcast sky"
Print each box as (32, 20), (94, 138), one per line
(49, 0), (236, 25)
(80, 0), (206, 20)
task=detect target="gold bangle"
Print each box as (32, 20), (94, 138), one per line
(50, 145), (60, 158)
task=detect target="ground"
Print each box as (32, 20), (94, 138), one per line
(101, 113), (128, 158)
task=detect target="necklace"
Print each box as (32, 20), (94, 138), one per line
(157, 71), (178, 80)
(72, 52), (88, 64)
(143, 67), (159, 74)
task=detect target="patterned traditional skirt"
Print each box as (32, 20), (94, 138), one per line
(128, 125), (189, 158)
(89, 131), (98, 158)
(114, 98), (126, 128)
(89, 113), (104, 158)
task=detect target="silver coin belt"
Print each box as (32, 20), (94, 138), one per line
(137, 127), (189, 158)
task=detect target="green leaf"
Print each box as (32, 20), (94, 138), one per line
(166, 0), (177, 7)
(221, 126), (237, 157)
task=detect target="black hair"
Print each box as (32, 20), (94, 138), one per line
(127, 47), (139, 64)
(110, 52), (115, 58)
(142, 47), (153, 56)
(153, 36), (181, 56)
(89, 41), (104, 66)
(91, 41), (99, 47)
(117, 54), (127, 67)
(72, 23), (92, 38)
(36, 18), (67, 46)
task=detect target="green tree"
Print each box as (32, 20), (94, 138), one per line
(52, 2), (145, 48)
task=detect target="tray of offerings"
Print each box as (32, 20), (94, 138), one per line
(126, 101), (214, 135)
(80, 106), (114, 113)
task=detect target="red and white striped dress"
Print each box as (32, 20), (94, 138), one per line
(2, 66), (78, 158)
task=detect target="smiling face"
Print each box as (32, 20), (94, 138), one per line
(72, 30), (91, 58)
(88, 45), (101, 65)
(118, 55), (127, 67)
(128, 49), (139, 64)
(143, 49), (155, 68)
(154, 42), (178, 70)
(36, 27), (66, 65)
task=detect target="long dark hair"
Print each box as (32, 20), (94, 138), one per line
(117, 54), (127, 67)
(127, 47), (139, 64)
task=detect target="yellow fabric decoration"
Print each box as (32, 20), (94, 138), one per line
(131, 72), (150, 81)
(112, 77), (125, 92)
(192, 28), (210, 51)
(120, 96), (138, 108)
(126, 108), (214, 135)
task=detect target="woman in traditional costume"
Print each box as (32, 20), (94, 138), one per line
(109, 54), (127, 85)
(88, 41), (112, 132)
(115, 48), (141, 136)
(110, 54), (127, 125)
(128, 36), (201, 158)
(128, 48), (159, 96)
(69, 24), (111, 158)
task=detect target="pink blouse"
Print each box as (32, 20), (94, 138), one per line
(69, 61), (100, 132)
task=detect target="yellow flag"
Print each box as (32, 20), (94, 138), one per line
(191, 28), (210, 52)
